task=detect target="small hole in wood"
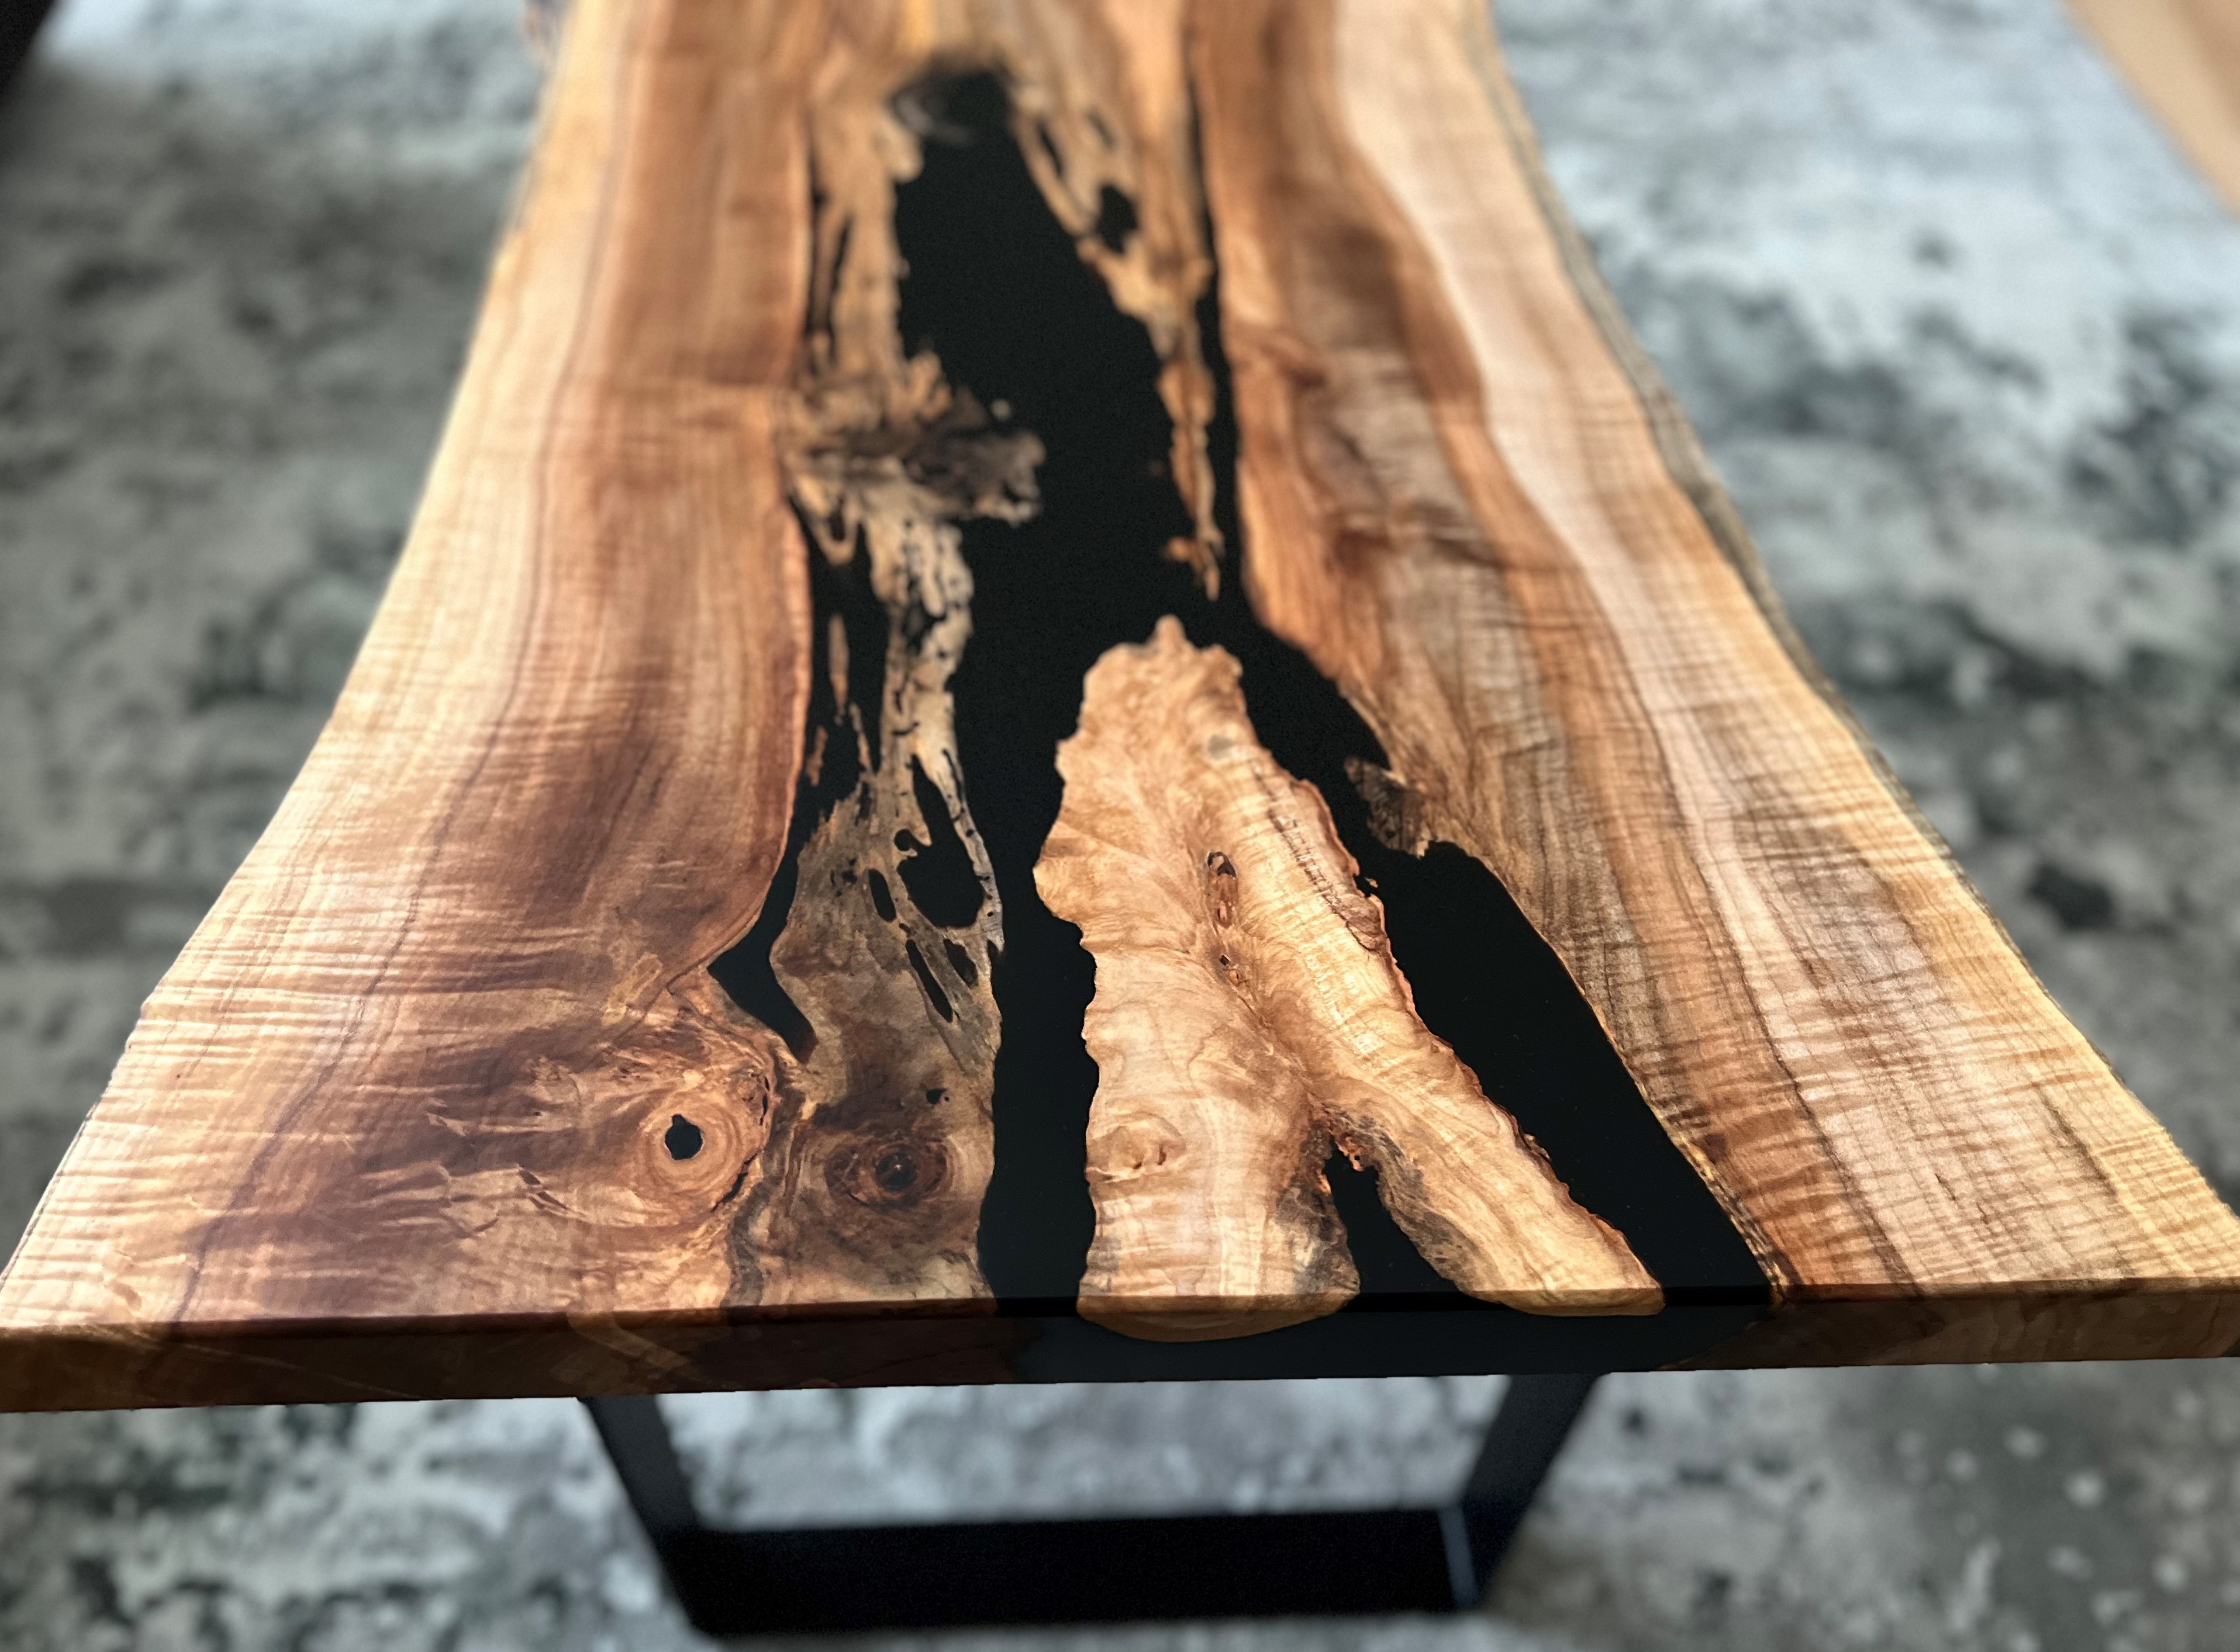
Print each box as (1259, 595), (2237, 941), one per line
(867, 867), (899, 923)
(664, 1115), (704, 1160)
(942, 936), (979, 984)
(903, 936), (955, 1021)
(1093, 183), (1137, 254)
(827, 1136), (950, 1207)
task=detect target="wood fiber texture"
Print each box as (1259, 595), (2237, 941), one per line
(1190, 0), (2240, 1365)
(2, 0), (2236, 1409)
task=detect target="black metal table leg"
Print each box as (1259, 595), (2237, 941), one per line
(583, 1394), (702, 1549)
(584, 1374), (1602, 1635)
(1441, 1371), (1602, 1608)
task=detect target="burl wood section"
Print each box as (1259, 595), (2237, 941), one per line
(1040, 621), (1658, 1339)
(2073, 0), (2240, 215)
(1, 0), (2237, 1409)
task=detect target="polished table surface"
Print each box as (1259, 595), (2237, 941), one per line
(4, 0), (2238, 1413)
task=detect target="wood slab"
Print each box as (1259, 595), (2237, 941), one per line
(4, 0), (2238, 1411)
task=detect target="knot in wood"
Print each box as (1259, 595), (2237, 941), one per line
(827, 1135), (950, 1209)
(1205, 850), (1239, 928)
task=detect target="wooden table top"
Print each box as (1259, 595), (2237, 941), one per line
(5, 0), (2238, 1412)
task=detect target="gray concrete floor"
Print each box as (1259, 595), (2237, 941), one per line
(2, 1), (2239, 1647)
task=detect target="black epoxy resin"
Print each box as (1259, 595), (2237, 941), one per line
(717, 71), (1768, 1370)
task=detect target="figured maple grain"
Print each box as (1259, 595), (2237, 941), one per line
(1188, 0), (2240, 1363)
(0, 0), (836, 1406)
(0, 0), (819, 1318)
(1039, 621), (1659, 1339)
(2073, 0), (2240, 214)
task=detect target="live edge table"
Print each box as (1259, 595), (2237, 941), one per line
(5, 0), (2239, 1637)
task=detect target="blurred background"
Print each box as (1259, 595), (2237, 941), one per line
(2, 1), (2238, 1647)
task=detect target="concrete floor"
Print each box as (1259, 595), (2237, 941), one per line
(2, 1), (2239, 1647)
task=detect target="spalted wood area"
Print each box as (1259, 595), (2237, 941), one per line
(4, 0), (2239, 1411)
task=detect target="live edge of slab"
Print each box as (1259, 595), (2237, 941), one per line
(6, 0), (2240, 1413)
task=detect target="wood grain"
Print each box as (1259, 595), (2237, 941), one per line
(0, 0), (905, 1405)
(737, 0), (1225, 1311)
(0, 0), (822, 1354)
(1190, 0), (2240, 1363)
(2, 0), (2236, 1408)
(2073, 0), (2240, 214)
(1040, 620), (1659, 1339)
(0, 0), (1247, 1406)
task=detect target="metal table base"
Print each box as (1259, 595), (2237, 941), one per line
(585, 1372), (1601, 1634)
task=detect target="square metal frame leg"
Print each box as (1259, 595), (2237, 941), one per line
(584, 1374), (1601, 1634)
